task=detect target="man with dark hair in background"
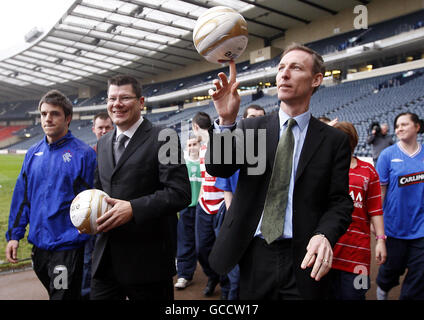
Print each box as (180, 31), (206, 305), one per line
(90, 75), (190, 300)
(367, 122), (394, 165)
(91, 112), (114, 151)
(242, 104), (266, 119)
(5, 90), (97, 300)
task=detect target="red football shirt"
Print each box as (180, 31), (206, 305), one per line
(332, 158), (383, 275)
(199, 143), (224, 215)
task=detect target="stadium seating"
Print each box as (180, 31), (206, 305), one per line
(0, 125), (27, 141)
(308, 9), (424, 55)
(3, 9), (424, 156)
(310, 68), (424, 155)
(7, 64), (424, 157)
(0, 100), (38, 120)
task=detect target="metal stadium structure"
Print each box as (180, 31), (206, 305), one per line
(0, 0), (370, 101)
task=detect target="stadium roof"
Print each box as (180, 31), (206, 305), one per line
(0, 0), (370, 101)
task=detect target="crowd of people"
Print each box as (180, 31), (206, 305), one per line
(4, 42), (424, 300)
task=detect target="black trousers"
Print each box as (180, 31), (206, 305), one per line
(377, 236), (424, 300)
(31, 245), (84, 300)
(238, 237), (302, 300)
(90, 244), (174, 300)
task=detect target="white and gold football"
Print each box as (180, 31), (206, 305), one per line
(193, 6), (248, 64)
(70, 189), (111, 235)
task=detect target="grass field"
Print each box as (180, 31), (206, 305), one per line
(0, 154), (32, 270)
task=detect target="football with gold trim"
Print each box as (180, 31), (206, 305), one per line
(70, 189), (111, 234)
(193, 6), (248, 64)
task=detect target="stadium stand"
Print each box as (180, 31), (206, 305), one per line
(0, 125), (27, 141)
(7, 65), (424, 156)
(0, 100), (38, 120)
(311, 69), (424, 155)
(1, 2), (424, 160)
(308, 9), (424, 55)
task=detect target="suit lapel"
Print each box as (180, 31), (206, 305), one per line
(295, 117), (324, 182)
(266, 111), (280, 169)
(112, 118), (153, 176)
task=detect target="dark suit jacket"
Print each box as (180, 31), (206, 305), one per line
(206, 111), (353, 299)
(92, 118), (191, 285)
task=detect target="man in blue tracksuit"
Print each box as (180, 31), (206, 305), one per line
(5, 90), (96, 300)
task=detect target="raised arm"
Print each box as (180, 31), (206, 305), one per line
(209, 61), (241, 126)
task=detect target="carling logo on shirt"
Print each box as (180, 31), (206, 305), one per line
(398, 171), (424, 187)
(62, 151), (72, 163)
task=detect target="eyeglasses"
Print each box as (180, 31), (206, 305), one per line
(107, 96), (138, 104)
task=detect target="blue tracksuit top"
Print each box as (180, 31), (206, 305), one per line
(6, 131), (97, 251)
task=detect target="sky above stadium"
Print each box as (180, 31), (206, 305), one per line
(0, 0), (74, 53)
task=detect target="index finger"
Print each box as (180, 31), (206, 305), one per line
(228, 60), (236, 84)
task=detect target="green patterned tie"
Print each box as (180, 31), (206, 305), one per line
(261, 118), (296, 244)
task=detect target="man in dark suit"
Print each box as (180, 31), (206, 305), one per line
(206, 43), (353, 300)
(91, 75), (191, 300)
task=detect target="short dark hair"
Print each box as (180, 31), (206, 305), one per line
(394, 112), (424, 134)
(93, 112), (111, 123)
(192, 111), (212, 130)
(38, 90), (73, 118)
(243, 104), (265, 119)
(108, 75), (142, 98)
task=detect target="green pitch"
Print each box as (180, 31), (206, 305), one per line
(0, 154), (32, 269)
